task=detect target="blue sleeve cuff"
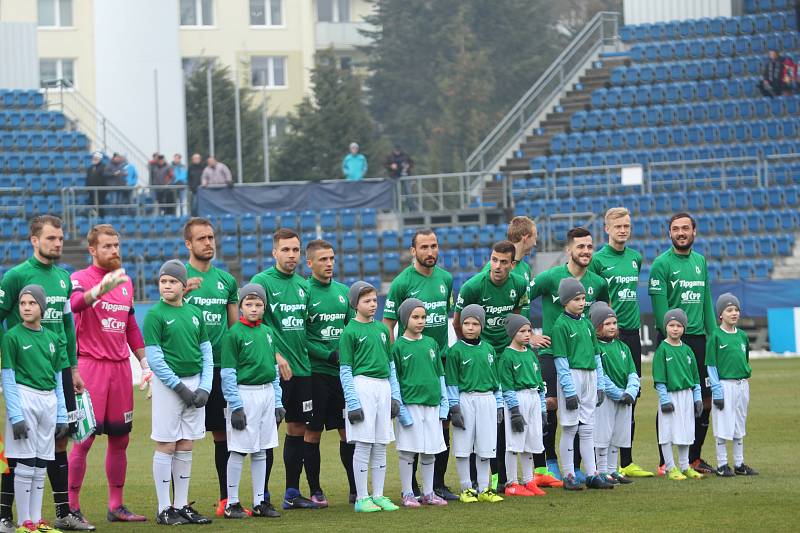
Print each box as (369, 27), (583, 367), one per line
(655, 382), (670, 405)
(439, 376), (449, 419)
(555, 357), (576, 397)
(692, 384), (702, 403)
(273, 365), (283, 409)
(389, 362), (402, 402)
(707, 366), (723, 399)
(539, 390), (546, 413)
(220, 367), (242, 411)
(502, 389), (519, 409)
(624, 372), (641, 398)
(198, 341), (213, 393)
(603, 376), (625, 401)
(398, 404), (413, 426)
(2, 369), (24, 424)
(339, 365), (362, 411)
(494, 390), (503, 408)
(447, 385), (460, 407)
(594, 354), (606, 391)
(55, 372), (67, 423)
(145, 345), (180, 389)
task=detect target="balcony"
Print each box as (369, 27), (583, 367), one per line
(315, 21), (371, 50)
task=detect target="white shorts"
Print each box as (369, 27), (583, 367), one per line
(345, 376), (394, 445)
(504, 389), (544, 453)
(4, 385), (56, 461)
(452, 392), (497, 459)
(150, 374), (206, 442)
(226, 384), (278, 454)
(394, 404), (446, 455)
(557, 369), (596, 427)
(712, 379), (749, 441)
(657, 389), (695, 445)
(593, 398), (632, 448)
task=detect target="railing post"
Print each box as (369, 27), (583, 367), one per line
(101, 117), (107, 154)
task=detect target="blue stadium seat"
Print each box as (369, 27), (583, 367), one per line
(360, 208), (377, 229)
(341, 231), (359, 253)
(363, 253), (379, 275)
(383, 252), (400, 275)
(343, 254), (360, 277)
(240, 214), (257, 234)
(241, 236), (258, 257)
(361, 230), (379, 252)
(300, 210), (316, 232)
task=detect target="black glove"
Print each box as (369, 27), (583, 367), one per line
(620, 393), (634, 405)
(275, 407), (286, 424)
(694, 400), (703, 418)
(449, 405), (465, 429)
(54, 423), (69, 440)
(173, 383), (195, 407)
(391, 399), (401, 418)
(230, 408), (247, 430)
(192, 389), (210, 408)
(12, 420), (28, 440)
(497, 407), (504, 425)
(661, 402), (675, 414)
(327, 350), (340, 365)
(348, 408), (365, 424)
(509, 406), (526, 433)
(565, 395), (579, 410)
(596, 390), (605, 407)
(713, 398), (724, 410)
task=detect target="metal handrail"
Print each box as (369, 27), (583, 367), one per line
(465, 11), (621, 173)
(395, 171), (499, 213)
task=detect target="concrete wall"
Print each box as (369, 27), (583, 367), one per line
(0, 22), (39, 88)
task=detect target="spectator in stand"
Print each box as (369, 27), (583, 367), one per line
(171, 154), (188, 217)
(86, 151), (107, 213)
(783, 55), (797, 95)
(123, 155), (139, 214)
(188, 153), (205, 216)
(150, 154), (175, 215)
(342, 142), (367, 181)
(201, 156), (233, 188)
(384, 146), (414, 179)
(104, 153), (128, 215)
(759, 49), (785, 98)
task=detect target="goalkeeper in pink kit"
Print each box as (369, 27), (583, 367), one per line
(67, 225), (150, 523)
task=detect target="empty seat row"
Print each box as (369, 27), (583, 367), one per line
(213, 208), (378, 235)
(595, 78), (769, 108)
(611, 57), (771, 86)
(0, 152), (91, 173)
(619, 12), (795, 43)
(0, 131), (88, 152)
(629, 31), (798, 63)
(0, 110), (67, 130)
(746, 0), (790, 13)
(0, 89), (45, 109)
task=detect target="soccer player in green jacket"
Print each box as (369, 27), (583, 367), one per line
(481, 217), (539, 318)
(707, 293), (757, 477)
(304, 239), (355, 505)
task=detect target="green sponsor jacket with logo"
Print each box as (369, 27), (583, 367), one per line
(454, 270), (528, 353)
(648, 248), (715, 337)
(0, 257), (75, 367)
(383, 265), (453, 350)
(1, 324), (66, 390)
(143, 301), (208, 377)
(306, 277), (353, 377)
(706, 327), (751, 380)
(530, 264), (609, 356)
(444, 340), (499, 393)
(250, 267), (311, 377)
(652, 340), (700, 391)
(482, 259), (533, 319)
(551, 313), (600, 370)
(339, 319), (391, 379)
(497, 345), (545, 392)
(588, 245), (643, 330)
(184, 263), (238, 367)
(598, 338), (636, 389)
(221, 321), (278, 385)
(391, 335), (443, 406)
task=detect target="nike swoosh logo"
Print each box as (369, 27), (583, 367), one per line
(552, 295), (559, 303)
(666, 357), (673, 361)
(719, 344), (727, 349)
(672, 270), (681, 275)
(179, 475), (190, 479)
(312, 301), (321, 307)
(403, 354), (412, 360)
(245, 340), (253, 346)
(513, 364), (521, 370)
(462, 359), (472, 365)
(271, 291), (281, 296)
(358, 336), (367, 343)
(482, 297), (491, 302)
(22, 345), (32, 350)
(569, 332), (577, 338)
(409, 290), (420, 296)
(270, 302), (279, 312)
(604, 266), (615, 271)
(166, 319), (175, 325)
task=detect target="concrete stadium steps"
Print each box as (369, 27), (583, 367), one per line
(772, 231), (800, 279)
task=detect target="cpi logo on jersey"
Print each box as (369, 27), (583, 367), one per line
(281, 316), (304, 330)
(617, 288), (637, 301)
(681, 291), (702, 302)
(321, 325), (343, 339)
(101, 317), (125, 332)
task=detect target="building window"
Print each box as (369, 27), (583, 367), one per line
(250, 0), (282, 26)
(317, 0), (349, 22)
(180, 0), (214, 26)
(40, 58), (75, 88)
(37, 0), (73, 27)
(251, 56), (287, 88)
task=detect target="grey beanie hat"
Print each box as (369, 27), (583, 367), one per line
(19, 284), (46, 316)
(158, 259), (188, 287)
(348, 280), (375, 309)
(716, 292), (741, 318)
(505, 313), (531, 339)
(238, 283), (266, 306)
(398, 298), (425, 328)
(558, 278), (586, 306)
(589, 301), (616, 328)
(460, 304), (485, 329)
(663, 308), (688, 330)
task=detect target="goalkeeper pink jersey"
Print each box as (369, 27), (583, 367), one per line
(70, 264), (144, 361)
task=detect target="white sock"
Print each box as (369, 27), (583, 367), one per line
(504, 452), (518, 485)
(677, 445), (689, 471)
(578, 424), (596, 475)
(716, 438), (729, 467)
(28, 467), (46, 524)
(172, 450), (192, 509)
(733, 438), (744, 467)
(353, 442), (371, 500)
(455, 457), (472, 490)
(369, 444), (387, 498)
(152, 451), (173, 512)
(476, 457), (491, 492)
(595, 447), (608, 475)
(13, 463), (33, 526)
(608, 447), (619, 473)
(226, 452), (244, 505)
(520, 453), (534, 484)
(398, 451), (415, 496)
(559, 425), (578, 477)
(661, 444), (675, 471)
(251, 451), (267, 507)
(420, 454), (435, 497)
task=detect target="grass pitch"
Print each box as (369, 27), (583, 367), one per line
(2, 358), (799, 532)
